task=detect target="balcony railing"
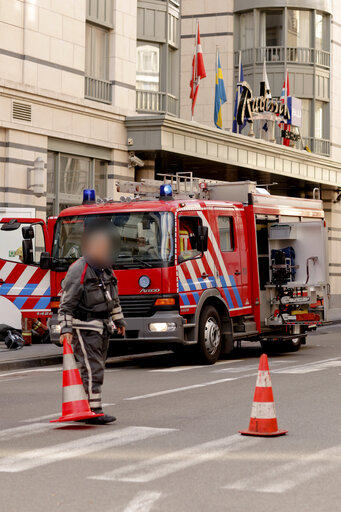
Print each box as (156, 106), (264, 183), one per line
(301, 137), (330, 157)
(85, 76), (112, 104)
(136, 90), (178, 116)
(235, 47), (330, 68)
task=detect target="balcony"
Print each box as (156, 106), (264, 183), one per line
(301, 137), (330, 157)
(136, 90), (178, 116)
(235, 47), (330, 68)
(85, 76), (112, 104)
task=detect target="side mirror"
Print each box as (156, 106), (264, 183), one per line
(1, 219), (20, 231)
(22, 240), (33, 265)
(40, 252), (51, 270)
(197, 225), (208, 253)
(22, 225), (35, 240)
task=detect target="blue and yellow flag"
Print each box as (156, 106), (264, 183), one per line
(214, 52), (227, 129)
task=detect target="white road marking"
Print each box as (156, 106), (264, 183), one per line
(0, 367), (61, 378)
(20, 403), (116, 423)
(273, 357), (341, 374)
(122, 491), (162, 512)
(0, 426), (175, 473)
(125, 377), (238, 400)
(150, 360), (244, 373)
(91, 434), (259, 483)
(225, 442), (341, 493)
(0, 423), (53, 441)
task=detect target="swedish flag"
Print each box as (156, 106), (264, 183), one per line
(214, 52), (227, 129)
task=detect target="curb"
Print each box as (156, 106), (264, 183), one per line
(0, 354), (63, 371)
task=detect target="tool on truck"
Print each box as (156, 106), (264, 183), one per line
(0, 175), (329, 363)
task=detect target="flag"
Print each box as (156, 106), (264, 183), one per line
(280, 72), (290, 146)
(262, 59), (271, 133)
(214, 50), (227, 129)
(189, 22), (206, 118)
(262, 59), (271, 99)
(232, 53), (245, 133)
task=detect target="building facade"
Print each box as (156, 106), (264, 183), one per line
(1, 0), (341, 316)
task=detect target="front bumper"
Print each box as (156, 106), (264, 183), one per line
(49, 311), (185, 345)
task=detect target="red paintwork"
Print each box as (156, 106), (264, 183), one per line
(0, 194), (326, 337)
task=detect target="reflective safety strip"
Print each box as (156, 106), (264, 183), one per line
(63, 384), (87, 403)
(256, 370), (272, 388)
(112, 312), (124, 321)
(250, 402), (276, 420)
(76, 329), (92, 398)
(112, 306), (122, 314)
(73, 319), (103, 333)
(63, 353), (78, 372)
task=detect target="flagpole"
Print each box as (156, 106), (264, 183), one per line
(191, 19), (198, 122)
(238, 50), (241, 133)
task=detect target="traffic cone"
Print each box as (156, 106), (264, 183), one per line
(239, 354), (287, 437)
(51, 338), (103, 423)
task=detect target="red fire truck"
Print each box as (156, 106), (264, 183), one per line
(0, 177), (329, 363)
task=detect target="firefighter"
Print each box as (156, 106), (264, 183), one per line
(58, 218), (126, 424)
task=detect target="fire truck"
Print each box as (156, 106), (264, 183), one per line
(0, 176), (329, 363)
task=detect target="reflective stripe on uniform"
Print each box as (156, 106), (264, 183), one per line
(76, 329), (93, 399)
(73, 319), (103, 333)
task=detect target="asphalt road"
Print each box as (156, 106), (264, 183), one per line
(1, 325), (341, 512)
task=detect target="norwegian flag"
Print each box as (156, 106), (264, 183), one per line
(189, 22), (206, 118)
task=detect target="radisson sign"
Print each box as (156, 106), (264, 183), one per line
(237, 81), (290, 126)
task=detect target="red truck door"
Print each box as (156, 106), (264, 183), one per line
(210, 208), (251, 314)
(0, 219), (51, 319)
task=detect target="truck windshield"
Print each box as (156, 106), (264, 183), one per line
(52, 212), (174, 269)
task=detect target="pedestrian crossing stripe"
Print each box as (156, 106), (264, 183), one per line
(0, 427), (175, 473)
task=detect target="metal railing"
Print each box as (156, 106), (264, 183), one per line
(85, 76), (112, 104)
(301, 137), (330, 156)
(136, 90), (178, 115)
(236, 46), (330, 68)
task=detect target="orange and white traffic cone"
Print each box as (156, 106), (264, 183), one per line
(239, 354), (287, 437)
(51, 338), (103, 423)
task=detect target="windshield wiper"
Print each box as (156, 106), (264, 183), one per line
(132, 257), (153, 268)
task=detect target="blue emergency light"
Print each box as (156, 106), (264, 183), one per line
(82, 189), (96, 205)
(160, 184), (173, 198)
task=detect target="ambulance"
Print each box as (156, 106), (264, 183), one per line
(0, 176), (329, 363)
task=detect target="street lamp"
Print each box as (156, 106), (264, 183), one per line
(27, 157), (45, 197)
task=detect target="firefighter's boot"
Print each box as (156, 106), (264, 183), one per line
(85, 409), (116, 425)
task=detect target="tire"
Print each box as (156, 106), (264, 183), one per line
(197, 306), (222, 364)
(281, 337), (303, 352)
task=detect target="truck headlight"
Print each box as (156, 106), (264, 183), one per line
(149, 322), (176, 332)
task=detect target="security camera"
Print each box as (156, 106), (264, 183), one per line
(128, 152), (144, 168)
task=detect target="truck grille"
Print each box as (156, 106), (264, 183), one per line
(119, 296), (156, 318)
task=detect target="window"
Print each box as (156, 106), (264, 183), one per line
(315, 101), (325, 139)
(136, 43), (160, 91)
(218, 217), (234, 252)
(287, 10), (311, 48)
(316, 13), (327, 51)
(0, 222), (45, 265)
(47, 152), (108, 216)
(178, 216), (202, 262)
(59, 156), (90, 197)
(85, 23), (109, 81)
(52, 212), (175, 269)
(259, 10), (283, 48)
(301, 99), (311, 138)
(240, 11), (254, 50)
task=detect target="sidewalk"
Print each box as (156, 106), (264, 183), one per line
(0, 343), (63, 371)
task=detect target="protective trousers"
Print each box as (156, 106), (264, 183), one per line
(72, 327), (109, 410)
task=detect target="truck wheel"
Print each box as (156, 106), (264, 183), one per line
(282, 337), (303, 352)
(197, 306), (222, 364)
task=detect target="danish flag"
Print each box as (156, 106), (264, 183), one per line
(189, 23), (206, 118)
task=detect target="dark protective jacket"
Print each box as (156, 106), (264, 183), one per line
(58, 257), (126, 334)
